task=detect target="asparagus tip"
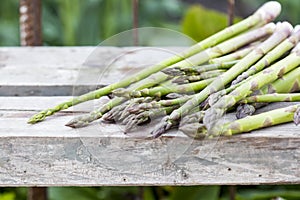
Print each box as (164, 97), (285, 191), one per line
(27, 111), (47, 124)
(203, 107), (225, 130)
(150, 118), (173, 138)
(293, 107), (300, 125)
(236, 104), (256, 119)
(65, 116), (89, 128)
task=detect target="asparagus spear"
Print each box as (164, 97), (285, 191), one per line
(209, 43), (258, 64)
(28, 1), (280, 124)
(176, 70), (225, 82)
(221, 104), (300, 135)
(239, 93), (300, 103)
(232, 27), (300, 85)
(151, 22), (292, 137)
(180, 104), (300, 139)
(114, 78), (215, 98)
(204, 43), (300, 131)
(127, 95), (191, 113)
(180, 60), (238, 74)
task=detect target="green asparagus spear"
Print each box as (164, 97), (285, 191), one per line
(151, 22), (292, 137)
(29, 1), (280, 124)
(180, 104), (300, 139)
(114, 78), (215, 98)
(127, 95), (191, 113)
(177, 70), (225, 82)
(239, 93), (300, 103)
(221, 104), (300, 135)
(209, 43), (258, 64)
(180, 60), (238, 74)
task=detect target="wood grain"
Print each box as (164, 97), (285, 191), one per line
(0, 97), (299, 186)
(0, 47), (184, 96)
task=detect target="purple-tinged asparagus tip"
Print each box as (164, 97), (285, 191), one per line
(293, 106), (300, 125)
(236, 104), (256, 119)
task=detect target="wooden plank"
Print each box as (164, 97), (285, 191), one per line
(0, 47), (184, 96)
(0, 97), (299, 186)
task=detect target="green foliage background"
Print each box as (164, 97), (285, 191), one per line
(1, 0), (300, 199)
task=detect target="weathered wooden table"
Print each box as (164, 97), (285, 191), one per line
(0, 47), (299, 186)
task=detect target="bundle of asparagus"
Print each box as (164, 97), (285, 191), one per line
(28, 1), (300, 139)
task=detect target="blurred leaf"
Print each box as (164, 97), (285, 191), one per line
(235, 189), (300, 200)
(143, 187), (156, 200)
(0, 192), (15, 200)
(49, 187), (100, 200)
(168, 186), (220, 200)
(49, 187), (140, 200)
(182, 4), (241, 42)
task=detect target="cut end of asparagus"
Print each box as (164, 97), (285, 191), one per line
(255, 1), (281, 23)
(293, 106), (300, 125)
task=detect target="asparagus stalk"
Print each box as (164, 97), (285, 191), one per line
(232, 27), (300, 85)
(28, 1), (280, 124)
(113, 78), (215, 98)
(180, 60), (238, 74)
(127, 95), (191, 113)
(239, 93), (300, 103)
(209, 43), (258, 64)
(204, 43), (300, 131)
(151, 22), (292, 137)
(220, 104), (300, 135)
(180, 104), (300, 139)
(179, 70), (225, 82)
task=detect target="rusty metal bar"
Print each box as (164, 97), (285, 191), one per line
(20, 1), (46, 199)
(227, 0), (235, 26)
(19, 0), (42, 46)
(27, 187), (47, 200)
(132, 0), (139, 45)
